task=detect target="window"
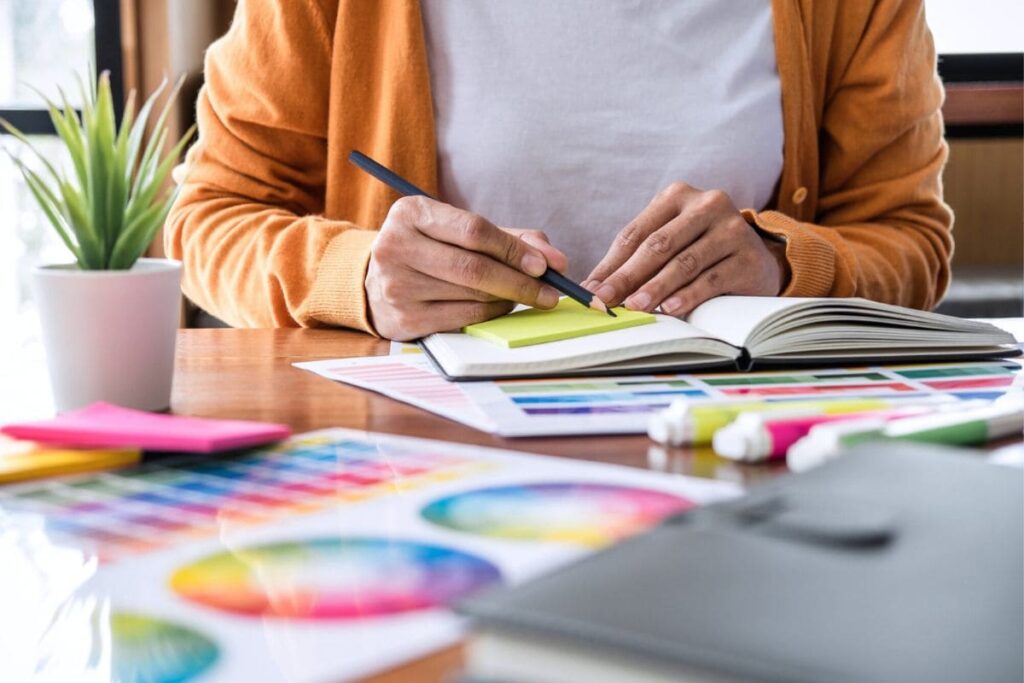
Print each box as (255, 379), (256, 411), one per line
(926, 0), (1024, 57)
(0, 0), (122, 389)
(927, 0), (1024, 138)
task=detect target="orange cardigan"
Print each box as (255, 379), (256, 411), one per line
(166, 0), (953, 332)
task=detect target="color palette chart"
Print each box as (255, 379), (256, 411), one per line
(421, 483), (695, 547)
(171, 538), (503, 619)
(0, 429), (740, 681)
(296, 356), (495, 431)
(0, 433), (490, 562)
(462, 360), (1024, 436)
(110, 612), (220, 683)
(297, 355), (1021, 437)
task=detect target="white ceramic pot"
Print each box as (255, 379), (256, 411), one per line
(33, 258), (182, 413)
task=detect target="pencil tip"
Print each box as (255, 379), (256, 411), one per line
(590, 298), (615, 316)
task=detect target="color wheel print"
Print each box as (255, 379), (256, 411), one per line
(170, 538), (502, 619)
(421, 482), (694, 546)
(110, 612), (219, 683)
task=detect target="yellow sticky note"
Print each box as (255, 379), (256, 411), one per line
(0, 436), (140, 484)
(463, 298), (656, 348)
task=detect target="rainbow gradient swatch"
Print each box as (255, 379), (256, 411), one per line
(0, 437), (481, 563)
(111, 612), (219, 683)
(421, 482), (694, 547)
(170, 537), (502, 619)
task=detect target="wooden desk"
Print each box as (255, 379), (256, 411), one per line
(173, 329), (782, 486)
(171, 328), (787, 682)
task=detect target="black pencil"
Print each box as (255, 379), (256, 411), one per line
(348, 150), (615, 317)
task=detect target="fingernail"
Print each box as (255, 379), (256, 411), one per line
(625, 291), (651, 311)
(595, 283), (616, 304)
(538, 286), (560, 308)
(662, 297), (682, 315)
(521, 253), (548, 277)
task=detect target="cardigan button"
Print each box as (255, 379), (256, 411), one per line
(792, 186), (808, 205)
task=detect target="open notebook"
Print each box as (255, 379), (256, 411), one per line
(419, 296), (1020, 380)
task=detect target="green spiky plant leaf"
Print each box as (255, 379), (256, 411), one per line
(1, 71), (196, 270)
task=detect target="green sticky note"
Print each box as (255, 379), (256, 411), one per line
(463, 298), (656, 348)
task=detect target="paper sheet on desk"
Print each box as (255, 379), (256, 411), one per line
(296, 356), (1024, 438)
(295, 355), (496, 432)
(0, 429), (741, 682)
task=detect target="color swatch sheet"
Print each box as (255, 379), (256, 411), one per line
(296, 355), (496, 431)
(0, 429), (738, 682)
(463, 298), (654, 348)
(297, 357), (1023, 437)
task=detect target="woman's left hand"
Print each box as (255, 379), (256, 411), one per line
(584, 182), (789, 317)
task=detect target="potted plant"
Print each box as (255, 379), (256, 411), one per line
(1, 72), (194, 412)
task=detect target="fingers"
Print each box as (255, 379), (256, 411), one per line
(391, 196), (550, 277)
(375, 228), (560, 309)
(424, 300), (515, 331)
(584, 182), (698, 289)
(590, 209), (717, 308)
(370, 198), (576, 340)
(659, 259), (735, 318)
(369, 264), (504, 306)
(587, 187), (744, 308)
(657, 230), (783, 318)
(365, 257), (514, 340)
(621, 227), (736, 312)
(376, 300), (514, 341)
(510, 229), (570, 273)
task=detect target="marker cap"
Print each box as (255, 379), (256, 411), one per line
(713, 414), (772, 463)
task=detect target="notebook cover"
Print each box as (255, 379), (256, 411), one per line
(459, 444), (1023, 683)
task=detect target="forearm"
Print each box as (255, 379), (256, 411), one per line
(166, 184), (378, 330)
(745, 208), (952, 310)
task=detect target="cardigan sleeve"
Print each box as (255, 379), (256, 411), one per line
(747, 0), (953, 310)
(164, 0), (377, 331)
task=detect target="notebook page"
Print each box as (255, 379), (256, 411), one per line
(685, 296), (812, 348)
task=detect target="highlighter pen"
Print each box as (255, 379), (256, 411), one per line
(787, 396), (1024, 472)
(881, 397), (1024, 445)
(786, 417), (892, 473)
(713, 401), (979, 463)
(647, 396), (949, 447)
(347, 150), (614, 316)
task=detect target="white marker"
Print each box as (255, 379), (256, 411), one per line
(786, 417), (892, 472)
(713, 403), (952, 463)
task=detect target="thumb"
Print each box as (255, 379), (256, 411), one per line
(516, 231), (569, 273)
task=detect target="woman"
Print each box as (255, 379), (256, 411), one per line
(166, 0), (952, 340)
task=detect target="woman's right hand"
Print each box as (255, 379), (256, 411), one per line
(365, 196), (568, 340)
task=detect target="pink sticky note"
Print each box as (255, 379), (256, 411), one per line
(1, 402), (291, 453)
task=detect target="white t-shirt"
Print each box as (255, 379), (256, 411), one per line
(421, 1), (784, 281)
